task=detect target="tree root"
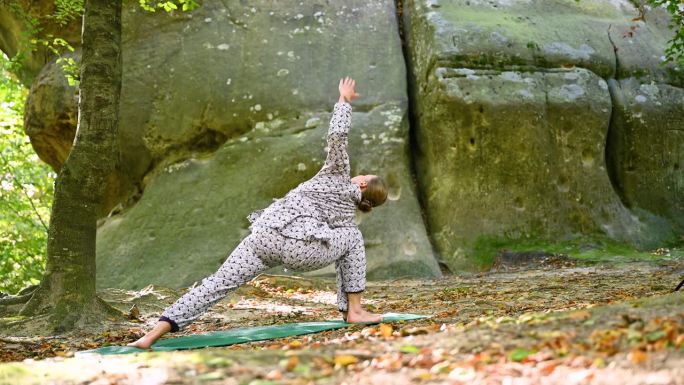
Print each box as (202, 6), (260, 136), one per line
(2, 283), (126, 334)
(0, 293), (33, 305)
(0, 285), (38, 306)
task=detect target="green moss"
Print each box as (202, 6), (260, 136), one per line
(470, 234), (680, 270)
(526, 41), (541, 51)
(0, 315), (29, 323)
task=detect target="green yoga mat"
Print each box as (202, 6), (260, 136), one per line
(79, 313), (427, 356)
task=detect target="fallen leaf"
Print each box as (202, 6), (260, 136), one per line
(196, 371), (223, 381)
(280, 356), (299, 371)
(334, 355), (359, 366)
(127, 304), (141, 320)
(379, 323), (393, 338)
(509, 348), (534, 362)
(628, 349), (647, 364)
(400, 345), (420, 354)
(265, 369), (282, 380)
(537, 360), (558, 375)
(568, 310), (591, 321)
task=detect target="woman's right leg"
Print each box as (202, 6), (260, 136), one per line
(128, 235), (274, 348)
(290, 226), (381, 323)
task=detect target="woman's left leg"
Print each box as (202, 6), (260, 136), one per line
(158, 239), (273, 331)
(129, 233), (276, 348)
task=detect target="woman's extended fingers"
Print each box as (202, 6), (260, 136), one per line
(338, 76), (359, 101)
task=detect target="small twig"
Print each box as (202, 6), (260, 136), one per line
(675, 278), (684, 292)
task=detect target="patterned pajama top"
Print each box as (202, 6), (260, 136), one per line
(247, 102), (362, 242)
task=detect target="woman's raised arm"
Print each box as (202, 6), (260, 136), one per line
(318, 77), (358, 176)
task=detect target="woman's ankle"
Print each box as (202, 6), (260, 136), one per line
(347, 307), (363, 315)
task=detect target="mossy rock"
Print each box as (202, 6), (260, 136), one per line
(606, 77), (684, 237)
(96, 103), (440, 289)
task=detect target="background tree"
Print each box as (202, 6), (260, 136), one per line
(6, 0), (124, 332)
(0, 0), (200, 332)
(0, 57), (53, 296)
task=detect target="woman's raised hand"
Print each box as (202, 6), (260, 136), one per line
(338, 76), (360, 103)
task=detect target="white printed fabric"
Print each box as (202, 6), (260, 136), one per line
(159, 102), (367, 332)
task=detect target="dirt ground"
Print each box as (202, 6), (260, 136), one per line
(1, 255), (684, 385)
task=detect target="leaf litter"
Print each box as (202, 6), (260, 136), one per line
(1, 256), (684, 384)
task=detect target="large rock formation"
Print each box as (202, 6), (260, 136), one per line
(5, 0), (682, 286)
(606, 78), (684, 232)
(403, 0), (683, 271)
(89, 0), (440, 289)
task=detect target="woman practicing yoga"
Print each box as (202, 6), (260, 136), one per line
(129, 77), (388, 349)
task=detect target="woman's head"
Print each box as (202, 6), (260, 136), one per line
(351, 174), (388, 212)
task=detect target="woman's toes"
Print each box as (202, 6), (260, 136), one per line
(127, 339), (152, 349)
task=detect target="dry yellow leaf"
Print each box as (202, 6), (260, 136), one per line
(380, 323), (393, 338)
(415, 372), (433, 381)
(628, 349), (647, 364)
(334, 355), (359, 366)
(568, 310), (591, 320)
(285, 356), (299, 371)
(675, 334), (684, 348)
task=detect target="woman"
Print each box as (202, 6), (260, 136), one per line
(129, 77), (388, 349)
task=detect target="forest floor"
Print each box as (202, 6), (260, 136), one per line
(1, 252), (684, 385)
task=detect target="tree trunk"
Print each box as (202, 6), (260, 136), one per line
(19, 0), (124, 332)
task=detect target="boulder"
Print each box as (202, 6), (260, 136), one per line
(97, 103), (440, 289)
(94, 0), (441, 289)
(403, 0), (681, 271)
(15, 0), (683, 281)
(606, 78), (684, 236)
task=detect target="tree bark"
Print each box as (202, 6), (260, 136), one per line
(19, 0), (124, 332)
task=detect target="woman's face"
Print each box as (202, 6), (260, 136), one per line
(351, 174), (377, 191)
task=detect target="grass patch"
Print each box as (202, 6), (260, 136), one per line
(471, 234), (682, 269)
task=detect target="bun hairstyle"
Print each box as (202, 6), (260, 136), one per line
(358, 176), (388, 213)
(358, 198), (373, 212)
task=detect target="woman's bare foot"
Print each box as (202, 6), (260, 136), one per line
(127, 336), (155, 349)
(127, 320), (172, 349)
(346, 308), (383, 323)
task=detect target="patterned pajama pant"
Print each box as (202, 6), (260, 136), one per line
(159, 225), (366, 332)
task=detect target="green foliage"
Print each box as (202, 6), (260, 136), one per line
(0, 53), (54, 295)
(139, 0), (201, 13)
(648, 0), (684, 66)
(31, 36), (80, 86)
(508, 348), (535, 362)
(3, 0), (80, 85)
(53, 0), (84, 26)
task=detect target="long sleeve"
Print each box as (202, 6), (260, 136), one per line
(318, 102), (352, 176)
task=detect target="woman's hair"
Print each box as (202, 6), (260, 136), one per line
(358, 176), (388, 213)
